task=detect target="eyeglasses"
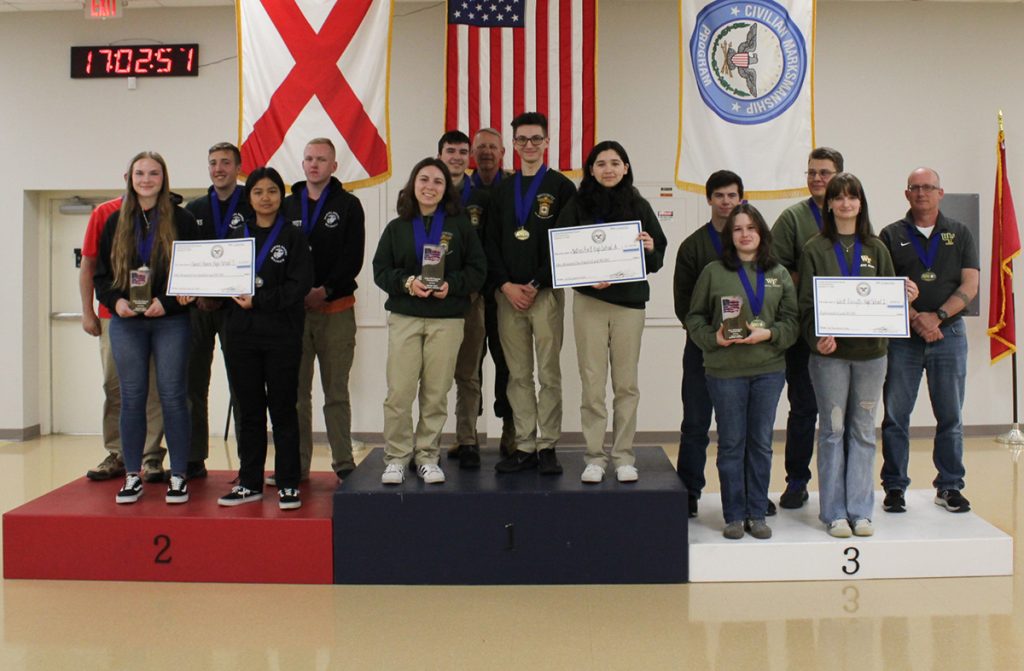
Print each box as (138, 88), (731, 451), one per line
(513, 135), (546, 147)
(907, 184), (941, 193)
(805, 170), (836, 179)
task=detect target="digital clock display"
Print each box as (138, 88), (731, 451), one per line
(70, 44), (199, 78)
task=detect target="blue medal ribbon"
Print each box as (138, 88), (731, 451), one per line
(807, 198), (823, 230)
(300, 183), (330, 236)
(134, 209), (157, 264)
(513, 165), (548, 230)
(413, 211), (446, 269)
(209, 185), (242, 240)
(706, 221), (723, 257)
(903, 223), (941, 274)
(737, 263), (766, 319)
(245, 215), (286, 278)
(459, 179), (473, 207)
(833, 237), (863, 277)
(471, 170), (502, 190)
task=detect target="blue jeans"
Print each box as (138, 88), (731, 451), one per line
(881, 319), (967, 491)
(783, 338), (818, 485)
(808, 354), (886, 525)
(109, 313), (191, 476)
(677, 339), (713, 497)
(706, 370), (785, 524)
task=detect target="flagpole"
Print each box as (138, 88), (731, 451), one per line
(994, 110), (1024, 445)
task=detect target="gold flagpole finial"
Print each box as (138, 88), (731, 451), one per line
(999, 109), (1005, 133)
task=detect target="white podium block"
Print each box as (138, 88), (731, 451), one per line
(688, 490), (1013, 583)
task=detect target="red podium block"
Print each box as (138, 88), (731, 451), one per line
(3, 471), (335, 584)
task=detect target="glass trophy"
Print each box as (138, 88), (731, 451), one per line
(420, 244), (445, 291)
(129, 266), (152, 313)
(721, 295), (748, 340)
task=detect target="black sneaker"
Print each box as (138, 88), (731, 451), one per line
(883, 488), (906, 513)
(87, 453), (125, 481)
(779, 482), (809, 509)
(688, 494), (698, 518)
(495, 449), (538, 473)
(537, 448), (563, 475)
(278, 488), (302, 510)
(165, 474), (189, 504)
(335, 466), (355, 480)
(499, 417), (517, 458)
(766, 500), (777, 517)
(458, 444), (481, 470)
(935, 489), (971, 513)
(186, 461), (208, 480)
(115, 474), (143, 504)
(218, 486), (263, 507)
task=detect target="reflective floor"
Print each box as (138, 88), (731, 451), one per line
(0, 434), (1021, 670)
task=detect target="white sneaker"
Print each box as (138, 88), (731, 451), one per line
(616, 465), (639, 482)
(581, 464), (605, 484)
(417, 463), (446, 484)
(827, 519), (852, 538)
(381, 463), (405, 485)
(852, 518), (874, 537)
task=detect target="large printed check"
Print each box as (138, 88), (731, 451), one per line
(812, 276), (910, 338)
(166, 239), (255, 297)
(548, 221), (647, 289)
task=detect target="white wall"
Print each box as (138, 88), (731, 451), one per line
(2, 1), (1022, 437)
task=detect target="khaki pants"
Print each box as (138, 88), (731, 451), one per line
(382, 314), (464, 466)
(298, 308), (357, 475)
(496, 287), (564, 453)
(573, 292), (644, 468)
(99, 319), (166, 463)
(453, 293), (486, 445)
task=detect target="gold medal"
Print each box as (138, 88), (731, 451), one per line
(255, 276), (264, 288)
(750, 318), (766, 329)
(514, 228), (530, 241)
(920, 271), (937, 282)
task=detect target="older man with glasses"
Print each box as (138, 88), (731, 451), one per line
(879, 167), (979, 514)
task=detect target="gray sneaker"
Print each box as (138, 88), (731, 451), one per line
(87, 453), (125, 481)
(723, 521), (745, 540)
(745, 518), (772, 540)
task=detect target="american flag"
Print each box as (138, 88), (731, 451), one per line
(445, 0), (596, 173)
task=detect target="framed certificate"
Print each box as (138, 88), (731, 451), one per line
(166, 239), (256, 297)
(548, 220), (647, 289)
(812, 276), (910, 338)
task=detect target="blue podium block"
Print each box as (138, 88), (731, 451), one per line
(332, 446), (688, 584)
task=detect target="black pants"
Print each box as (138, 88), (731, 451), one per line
(224, 339), (302, 490)
(783, 338), (818, 484)
(484, 295), (511, 418)
(187, 306), (241, 461)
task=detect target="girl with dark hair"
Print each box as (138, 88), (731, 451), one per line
(94, 151), (198, 504)
(372, 158), (487, 485)
(686, 204), (798, 539)
(556, 141), (667, 483)
(216, 166), (313, 509)
(798, 172), (918, 538)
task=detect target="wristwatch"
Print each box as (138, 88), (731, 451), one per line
(936, 308), (949, 321)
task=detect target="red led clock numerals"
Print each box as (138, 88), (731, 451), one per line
(71, 45), (199, 78)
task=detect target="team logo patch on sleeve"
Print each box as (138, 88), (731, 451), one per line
(466, 205), (483, 227)
(536, 194), (556, 219)
(440, 231), (453, 252)
(229, 213), (245, 229)
(690, 0), (807, 125)
(270, 245), (288, 262)
(324, 211), (340, 228)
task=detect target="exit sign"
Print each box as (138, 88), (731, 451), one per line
(86, 0), (122, 19)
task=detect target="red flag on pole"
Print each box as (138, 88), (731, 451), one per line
(988, 118), (1021, 363)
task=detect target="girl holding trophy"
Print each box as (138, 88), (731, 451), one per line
(94, 151), (197, 505)
(372, 158), (487, 486)
(685, 204), (798, 540)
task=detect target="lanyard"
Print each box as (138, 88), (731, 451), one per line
(737, 264), (765, 317)
(833, 238), (863, 277)
(300, 183), (330, 236)
(245, 215), (286, 276)
(471, 170), (501, 190)
(513, 165), (548, 229)
(459, 179), (473, 207)
(413, 211), (446, 265)
(209, 185), (242, 240)
(903, 223), (941, 271)
(135, 209), (157, 264)
(807, 198), (823, 230)
(706, 222), (723, 257)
